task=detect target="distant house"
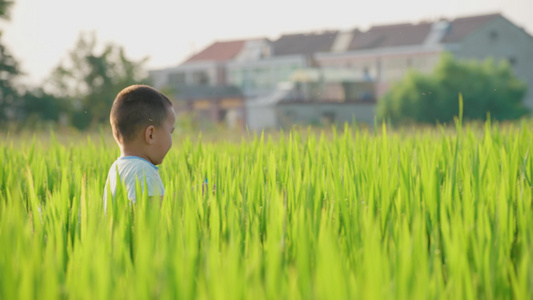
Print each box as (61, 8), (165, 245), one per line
(226, 31), (339, 98)
(239, 31), (380, 130)
(316, 13), (533, 108)
(150, 39), (252, 89)
(245, 68), (377, 130)
(245, 85), (376, 131)
(150, 12), (533, 130)
(226, 54), (307, 99)
(174, 85), (246, 130)
(149, 39), (261, 130)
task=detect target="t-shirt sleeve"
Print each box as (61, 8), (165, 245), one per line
(126, 164), (165, 202)
(105, 159), (165, 204)
(144, 168), (165, 198)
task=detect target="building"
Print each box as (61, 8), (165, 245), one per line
(246, 89), (376, 131)
(150, 12), (533, 130)
(226, 31), (339, 98)
(150, 39), (258, 89)
(315, 13), (533, 108)
(149, 39), (262, 129)
(174, 85), (246, 130)
(245, 69), (376, 130)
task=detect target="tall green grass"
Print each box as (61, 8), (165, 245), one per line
(1, 120), (532, 299)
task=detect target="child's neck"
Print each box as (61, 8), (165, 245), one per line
(120, 143), (153, 165)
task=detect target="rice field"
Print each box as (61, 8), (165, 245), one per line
(1, 119), (532, 299)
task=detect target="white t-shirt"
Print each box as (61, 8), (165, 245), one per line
(104, 156), (165, 208)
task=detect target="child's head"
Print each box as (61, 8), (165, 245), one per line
(110, 85), (175, 165)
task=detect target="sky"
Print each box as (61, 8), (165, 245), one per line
(1, 0), (532, 85)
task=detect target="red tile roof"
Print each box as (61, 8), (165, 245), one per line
(183, 13), (503, 63)
(347, 13), (501, 50)
(441, 13), (500, 43)
(184, 40), (246, 63)
(349, 22), (433, 50)
(273, 31), (338, 56)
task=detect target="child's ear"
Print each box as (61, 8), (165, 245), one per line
(144, 125), (156, 144)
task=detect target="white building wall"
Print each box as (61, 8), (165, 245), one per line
(450, 16), (533, 109)
(315, 46), (443, 97)
(149, 61), (223, 90)
(227, 55), (308, 98)
(245, 106), (279, 131)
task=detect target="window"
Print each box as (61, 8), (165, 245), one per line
(168, 72), (186, 86)
(192, 71), (209, 85)
(285, 110), (296, 119)
(363, 67), (372, 81)
(321, 111), (336, 125)
(229, 69), (243, 87)
(218, 109), (227, 123)
(489, 30), (498, 41)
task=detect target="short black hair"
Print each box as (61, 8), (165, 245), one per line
(110, 85), (172, 142)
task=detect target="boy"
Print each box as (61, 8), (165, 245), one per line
(104, 84), (175, 210)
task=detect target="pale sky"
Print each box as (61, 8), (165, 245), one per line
(1, 0), (532, 85)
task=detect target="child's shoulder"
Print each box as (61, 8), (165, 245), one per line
(112, 157), (158, 174)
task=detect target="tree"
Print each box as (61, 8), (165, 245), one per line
(0, 0), (21, 125)
(0, 0), (69, 129)
(19, 88), (68, 127)
(0, 0), (13, 17)
(46, 32), (149, 129)
(377, 54), (529, 125)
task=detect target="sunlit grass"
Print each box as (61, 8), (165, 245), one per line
(1, 119), (532, 299)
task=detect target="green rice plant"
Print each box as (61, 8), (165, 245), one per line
(1, 117), (533, 299)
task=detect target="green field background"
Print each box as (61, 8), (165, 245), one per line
(1, 121), (532, 299)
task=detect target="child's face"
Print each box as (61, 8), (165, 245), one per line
(151, 106), (176, 165)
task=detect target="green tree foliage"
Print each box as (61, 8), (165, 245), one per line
(0, 0), (21, 125)
(0, 0), (13, 19)
(0, 38), (20, 122)
(19, 88), (68, 127)
(46, 32), (149, 129)
(377, 54), (529, 125)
